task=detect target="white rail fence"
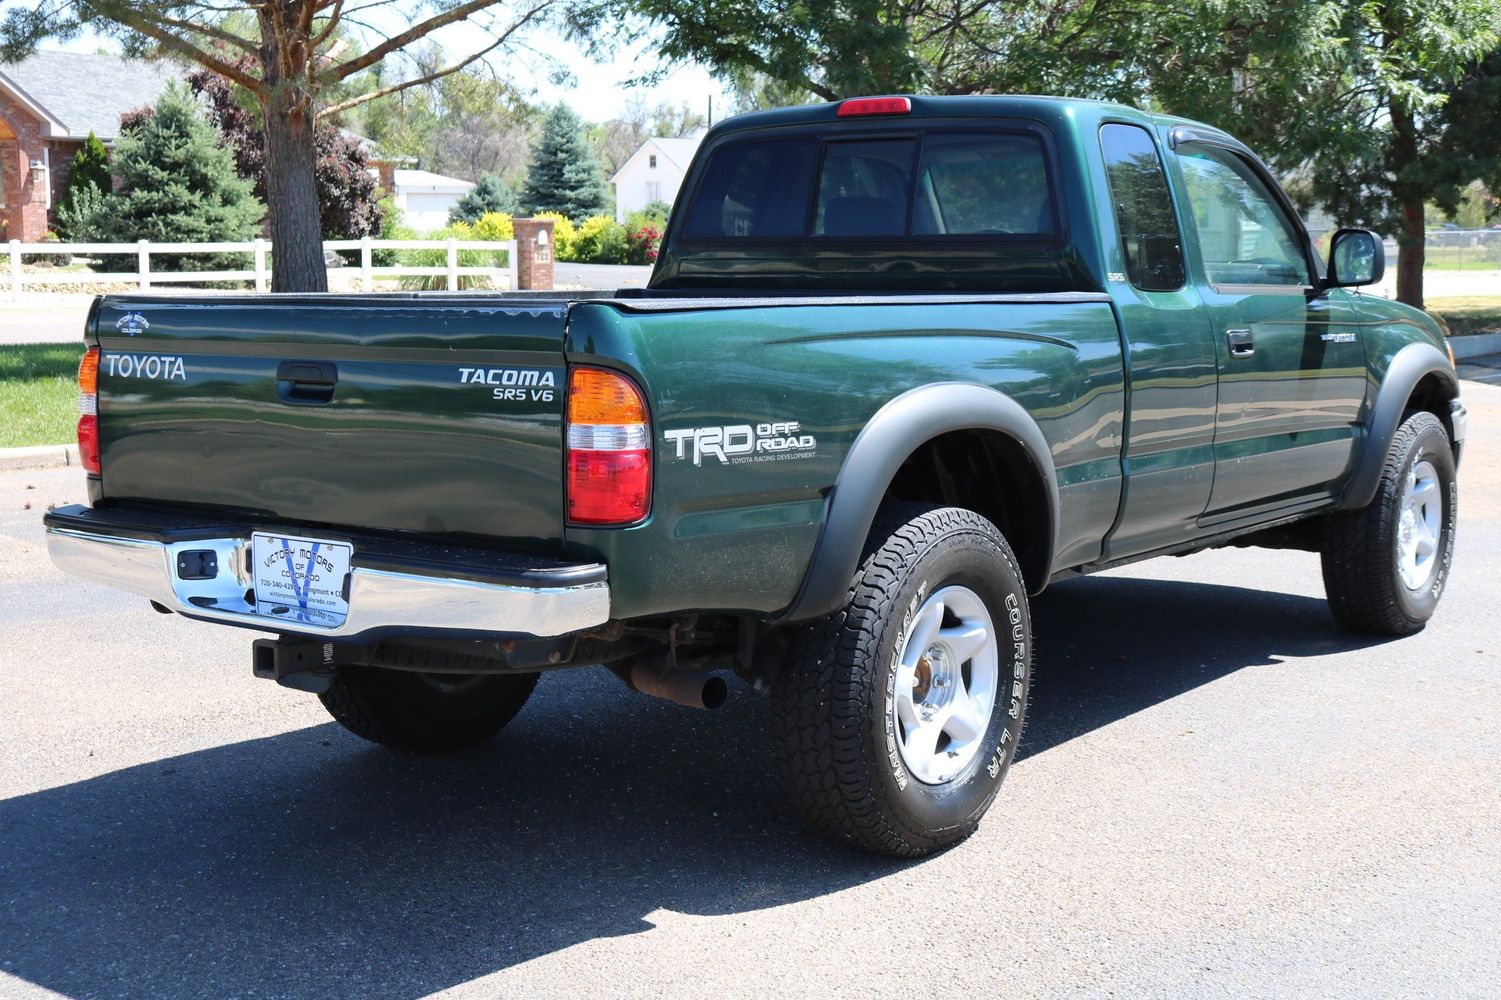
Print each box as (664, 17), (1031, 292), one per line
(5, 237), (519, 301)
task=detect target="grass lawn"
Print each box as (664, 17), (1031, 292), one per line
(1426, 297), (1501, 338)
(0, 343), (83, 448)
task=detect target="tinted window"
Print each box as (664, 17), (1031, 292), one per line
(682, 140), (818, 238)
(913, 134), (1055, 235)
(1099, 124), (1185, 291)
(682, 129), (1059, 241)
(814, 140), (915, 236)
(1178, 145), (1309, 286)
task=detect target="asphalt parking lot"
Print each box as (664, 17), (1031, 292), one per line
(2, 383), (1498, 999)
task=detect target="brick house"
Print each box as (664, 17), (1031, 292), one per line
(0, 51), (176, 241)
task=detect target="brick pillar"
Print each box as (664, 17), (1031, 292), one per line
(0, 141), (24, 242)
(512, 217), (555, 290)
(0, 134), (49, 240)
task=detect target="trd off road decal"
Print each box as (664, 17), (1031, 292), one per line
(665, 421), (816, 466)
(457, 367), (558, 403)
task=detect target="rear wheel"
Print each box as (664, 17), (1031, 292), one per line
(319, 666), (538, 752)
(771, 504), (1030, 857)
(1321, 411), (1457, 635)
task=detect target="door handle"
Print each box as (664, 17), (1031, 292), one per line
(1226, 329), (1254, 358)
(276, 360), (338, 405)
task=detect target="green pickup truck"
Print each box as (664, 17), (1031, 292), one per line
(46, 95), (1466, 857)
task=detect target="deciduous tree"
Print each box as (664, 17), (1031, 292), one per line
(2, 0), (557, 290)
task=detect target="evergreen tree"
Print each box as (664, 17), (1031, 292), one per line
(450, 172), (518, 223)
(93, 83), (263, 273)
(54, 132), (110, 238)
(521, 105), (608, 222)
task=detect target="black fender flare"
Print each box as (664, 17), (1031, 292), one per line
(1340, 342), (1458, 510)
(780, 382), (1060, 623)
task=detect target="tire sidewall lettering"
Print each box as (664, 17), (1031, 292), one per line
(871, 526), (1030, 831)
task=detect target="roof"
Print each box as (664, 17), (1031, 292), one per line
(650, 137), (702, 171)
(394, 169), (474, 194)
(339, 127), (416, 165)
(0, 50), (177, 140)
(609, 134), (705, 184)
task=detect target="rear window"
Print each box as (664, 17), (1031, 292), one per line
(682, 129), (1058, 241)
(682, 140), (818, 238)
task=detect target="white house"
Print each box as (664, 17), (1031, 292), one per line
(610, 134), (704, 222)
(391, 169), (475, 231)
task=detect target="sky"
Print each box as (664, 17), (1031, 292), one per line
(0, 1), (733, 123)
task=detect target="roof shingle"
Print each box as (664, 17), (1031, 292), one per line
(0, 50), (177, 140)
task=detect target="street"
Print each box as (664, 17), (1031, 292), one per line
(1, 383), (1498, 998)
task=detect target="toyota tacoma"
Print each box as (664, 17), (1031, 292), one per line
(45, 95), (1467, 856)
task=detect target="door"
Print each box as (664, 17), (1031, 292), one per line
(1173, 141), (1367, 523)
(1094, 123), (1220, 561)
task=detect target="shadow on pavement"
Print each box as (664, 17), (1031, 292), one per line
(0, 574), (1383, 997)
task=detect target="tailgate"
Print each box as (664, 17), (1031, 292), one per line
(92, 294), (570, 544)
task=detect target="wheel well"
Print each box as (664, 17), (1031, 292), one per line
(884, 429), (1050, 591)
(1404, 372), (1457, 444)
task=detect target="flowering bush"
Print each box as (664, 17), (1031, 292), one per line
(627, 224), (662, 265)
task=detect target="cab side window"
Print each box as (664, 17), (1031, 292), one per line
(1177, 145), (1309, 286)
(1099, 124), (1185, 291)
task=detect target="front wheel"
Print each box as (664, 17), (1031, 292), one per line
(1321, 411), (1458, 636)
(771, 505), (1031, 857)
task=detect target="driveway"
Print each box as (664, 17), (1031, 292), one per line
(1, 385), (1498, 997)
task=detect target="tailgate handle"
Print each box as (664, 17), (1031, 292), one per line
(276, 361), (338, 405)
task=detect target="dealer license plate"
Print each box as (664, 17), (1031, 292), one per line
(250, 532), (353, 628)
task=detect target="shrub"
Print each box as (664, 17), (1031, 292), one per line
(53, 182), (107, 243)
(471, 211), (514, 242)
(534, 211), (576, 261)
(371, 194), (411, 269)
(571, 214), (629, 264)
(54, 133), (110, 240)
(397, 221), (507, 290)
(626, 224), (662, 265)
(625, 204), (670, 233)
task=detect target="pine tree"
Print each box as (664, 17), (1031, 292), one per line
(93, 83), (264, 273)
(450, 173), (518, 223)
(521, 105), (608, 222)
(53, 132), (110, 239)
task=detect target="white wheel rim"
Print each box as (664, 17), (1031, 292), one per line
(891, 585), (999, 785)
(1397, 459), (1442, 591)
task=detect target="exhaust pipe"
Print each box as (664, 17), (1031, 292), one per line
(620, 657), (729, 711)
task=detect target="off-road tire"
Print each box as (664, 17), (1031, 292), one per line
(771, 504), (1031, 857)
(1321, 411), (1457, 636)
(319, 661), (539, 752)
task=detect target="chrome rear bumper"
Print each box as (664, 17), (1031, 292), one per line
(44, 506), (610, 640)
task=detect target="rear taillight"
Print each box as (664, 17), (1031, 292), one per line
(566, 367), (650, 525)
(77, 347), (101, 475)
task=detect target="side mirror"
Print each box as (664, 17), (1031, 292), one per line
(1327, 228), (1384, 287)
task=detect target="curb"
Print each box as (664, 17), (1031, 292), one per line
(1451, 332), (1501, 360)
(0, 444), (80, 472)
